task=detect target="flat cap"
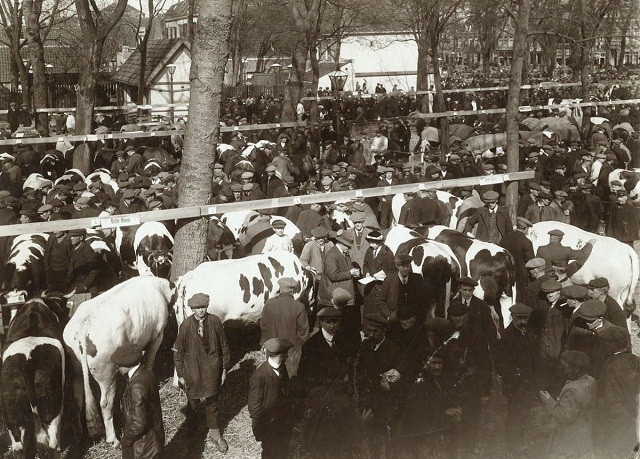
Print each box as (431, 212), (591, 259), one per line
(457, 276), (478, 287)
(578, 299), (606, 320)
(320, 176), (333, 186)
(331, 287), (352, 306)
(447, 302), (468, 317)
(122, 189), (136, 199)
(213, 170), (225, 178)
(110, 343), (144, 367)
(606, 153), (617, 161)
(241, 171), (254, 179)
(365, 230), (384, 242)
(560, 350), (590, 368)
(68, 228), (86, 237)
(541, 279), (562, 292)
(334, 231), (353, 246)
(516, 217), (533, 229)
(337, 161), (348, 168)
(598, 326), (629, 350)
(350, 211), (366, 223)
(548, 229), (564, 237)
(263, 338), (293, 355)
(272, 219), (286, 229)
(539, 191), (553, 200)
(37, 204), (53, 213)
(242, 183), (253, 192)
(73, 182), (87, 192)
(555, 190), (568, 198)
(311, 227), (329, 239)
(395, 253), (412, 265)
(588, 277), (609, 289)
(188, 293), (210, 309)
(595, 152), (606, 159)
(213, 163), (224, 170)
(562, 285), (589, 300)
(366, 313), (389, 328)
(317, 307), (342, 319)
(509, 303), (533, 316)
(265, 164), (276, 172)
(482, 190), (499, 202)
(277, 277), (297, 290)
(529, 182), (542, 191)
(231, 183), (243, 192)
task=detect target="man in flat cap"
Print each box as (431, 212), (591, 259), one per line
(361, 230), (397, 318)
(248, 338), (294, 459)
(398, 188), (445, 227)
(261, 163), (284, 198)
(174, 293), (230, 453)
(296, 202), (331, 240)
(495, 303), (536, 454)
(500, 217), (535, 301)
(463, 190), (513, 244)
(260, 278), (309, 377)
(354, 313), (401, 457)
(523, 257), (554, 333)
(239, 209), (274, 255)
(597, 326), (640, 456)
(300, 226), (333, 287)
(536, 229), (594, 275)
(298, 307), (348, 393)
(375, 253), (427, 322)
(606, 188), (639, 246)
(540, 350), (597, 458)
(67, 228), (101, 298)
(587, 277), (627, 328)
(112, 343), (165, 459)
(262, 219), (294, 253)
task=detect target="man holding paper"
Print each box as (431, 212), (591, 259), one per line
(360, 231), (397, 320)
(375, 254), (427, 322)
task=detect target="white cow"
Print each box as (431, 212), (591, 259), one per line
(527, 221), (639, 311)
(174, 251), (314, 328)
(391, 191), (463, 229)
(63, 277), (174, 445)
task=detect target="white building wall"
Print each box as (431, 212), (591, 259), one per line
(147, 50), (191, 108)
(319, 33), (418, 92)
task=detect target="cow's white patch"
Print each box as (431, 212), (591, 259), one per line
(3, 336), (64, 363)
(8, 234), (48, 271)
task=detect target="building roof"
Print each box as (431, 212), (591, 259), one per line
(113, 39), (189, 87)
(165, 0), (190, 21)
(0, 45), (82, 83)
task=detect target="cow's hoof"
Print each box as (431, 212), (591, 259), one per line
(110, 439), (120, 449)
(213, 437), (228, 454)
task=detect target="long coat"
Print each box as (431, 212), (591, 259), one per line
(500, 229), (535, 302)
(374, 272), (427, 320)
(543, 374), (597, 458)
(361, 244), (397, 318)
(174, 313), (230, 399)
(298, 330), (349, 392)
(463, 205), (513, 244)
(318, 246), (355, 307)
(260, 292), (309, 376)
(248, 361), (292, 442)
(120, 365), (165, 459)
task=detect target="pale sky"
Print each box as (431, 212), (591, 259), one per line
(126, 0), (182, 15)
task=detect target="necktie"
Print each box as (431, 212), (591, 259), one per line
(401, 277), (407, 285)
(327, 338), (333, 347)
(197, 318), (204, 338)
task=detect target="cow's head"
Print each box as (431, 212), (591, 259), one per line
(209, 217), (237, 260)
(622, 172), (640, 206)
(147, 250), (173, 279)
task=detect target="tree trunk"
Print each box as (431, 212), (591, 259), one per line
(76, 41), (101, 134)
(431, 36), (449, 154)
(281, 39), (308, 121)
(136, 38), (148, 105)
(617, 35), (626, 70)
(171, 0), (231, 280)
(417, 39), (431, 113)
(308, 39), (320, 123)
(505, 0), (530, 222)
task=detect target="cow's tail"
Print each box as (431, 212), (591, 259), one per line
(79, 338), (102, 438)
(625, 248), (639, 316)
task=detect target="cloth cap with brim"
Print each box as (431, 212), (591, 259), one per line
(366, 313), (389, 329)
(482, 190), (499, 202)
(19, 209), (36, 218)
(277, 277), (298, 291)
(37, 204), (53, 213)
(0, 190), (10, 198)
(588, 277), (609, 289)
(331, 287), (352, 306)
(539, 192), (553, 200)
(317, 307), (342, 319)
(334, 231), (353, 246)
(548, 229), (564, 237)
(123, 189), (136, 199)
(560, 350), (590, 368)
(73, 182), (87, 192)
(68, 228), (86, 237)
(350, 211), (366, 223)
(541, 279), (562, 292)
(529, 182), (542, 191)
(578, 299), (606, 320)
(447, 302), (468, 317)
(148, 201), (163, 210)
(595, 153), (606, 159)
(510, 303), (533, 316)
(142, 189), (155, 197)
(231, 183), (243, 192)
(395, 253), (412, 265)
(263, 338), (293, 355)
(188, 293), (210, 309)
(555, 191), (568, 198)
(562, 285), (589, 300)
(606, 154), (617, 161)
(457, 277), (478, 287)
(320, 177), (333, 186)
(579, 183), (592, 190)
(242, 183), (253, 192)
(265, 165), (276, 172)
(110, 343), (144, 367)
(552, 260), (567, 269)
(516, 217), (533, 229)
(311, 227), (329, 239)
(271, 219), (286, 229)
(365, 230), (384, 242)
(241, 172), (254, 179)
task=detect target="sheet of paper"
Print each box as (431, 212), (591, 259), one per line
(358, 276), (376, 285)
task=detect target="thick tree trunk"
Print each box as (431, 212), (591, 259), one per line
(137, 38), (149, 105)
(308, 40), (320, 123)
(282, 39), (308, 121)
(505, 0), (530, 222)
(417, 40), (431, 112)
(76, 42), (101, 134)
(171, 0), (231, 280)
(431, 36), (449, 154)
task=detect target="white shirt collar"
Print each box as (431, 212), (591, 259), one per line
(373, 337), (385, 352)
(321, 327), (334, 344)
(128, 364), (140, 379)
(267, 356), (281, 375)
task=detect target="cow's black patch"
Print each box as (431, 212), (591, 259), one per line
(239, 274), (251, 303)
(294, 263), (299, 274)
(85, 336), (98, 358)
(433, 229), (472, 276)
(252, 277), (265, 297)
(258, 263), (273, 290)
(267, 257), (285, 277)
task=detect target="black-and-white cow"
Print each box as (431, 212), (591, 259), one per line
(115, 222), (174, 278)
(1, 233), (48, 296)
(1, 297), (67, 458)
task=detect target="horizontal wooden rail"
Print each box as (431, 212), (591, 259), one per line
(0, 171), (534, 237)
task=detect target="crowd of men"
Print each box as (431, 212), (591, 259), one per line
(0, 89), (640, 458)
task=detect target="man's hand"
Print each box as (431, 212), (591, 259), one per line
(360, 408), (373, 421)
(221, 369), (227, 385)
(445, 407), (462, 422)
(539, 390), (553, 403)
(350, 268), (360, 277)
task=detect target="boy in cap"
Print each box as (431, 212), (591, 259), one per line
(248, 338), (294, 459)
(174, 293), (230, 453)
(536, 229), (595, 275)
(540, 350), (597, 458)
(500, 216), (535, 301)
(587, 277), (627, 328)
(260, 277), (309, 377)
(495, 303), (536, 454)
(111, 343), (165, 459)
(262, 219), (294, 253)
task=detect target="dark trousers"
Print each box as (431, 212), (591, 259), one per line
(186, 392), (220, 429)
(260, 423), (292, 459)
(504, 394), (534, 454)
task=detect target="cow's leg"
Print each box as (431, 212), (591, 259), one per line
(96, 375), (118, 446)
(145, 328), (165, 369)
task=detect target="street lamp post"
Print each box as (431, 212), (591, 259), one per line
(167, 64), (176, 122)
(45, 63), (53, 107)
(328, 70), (348, 142)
